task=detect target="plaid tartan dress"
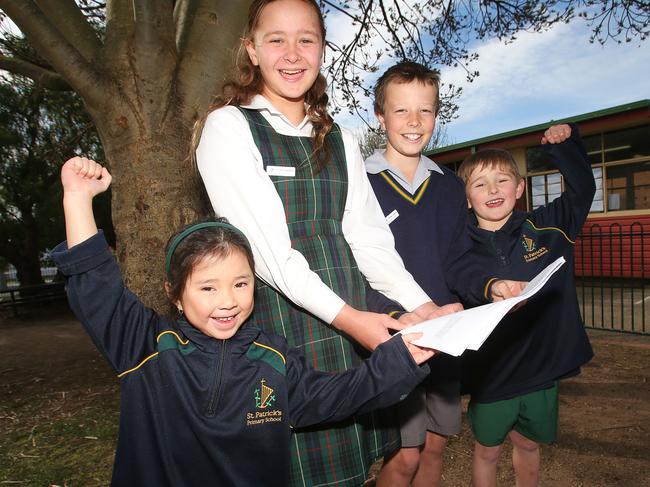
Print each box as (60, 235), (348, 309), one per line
(240, 108), (399, 486)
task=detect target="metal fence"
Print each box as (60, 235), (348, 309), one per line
(574, 221), (649, 335)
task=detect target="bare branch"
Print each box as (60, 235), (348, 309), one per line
(0, 54), (70, 90)
(34, 0), (102, 62)
(0, 0), (106, 107)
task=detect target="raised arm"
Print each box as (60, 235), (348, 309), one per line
(61, 156), (111, 246)
(54, 157), (159, 374)
(534, 123), (597, 238)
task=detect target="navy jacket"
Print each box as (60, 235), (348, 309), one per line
(52, 232), (429, 487)
(463, 126), (596, 402)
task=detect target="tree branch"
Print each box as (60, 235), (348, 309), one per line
(33, 0), (102, 63)
(132, 0), (177, 127)
(0, 0), (106, 108)
(0, 55), (71, 90)
(103, 0), (135, 97)
(173, 0), (198, 55)
(176, 0), (248, 122)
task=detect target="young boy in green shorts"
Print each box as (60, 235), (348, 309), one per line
(458, 124), (595, 487)
(364, 60), (525, 487)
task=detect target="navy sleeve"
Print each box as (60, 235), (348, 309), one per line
(286, 335), (429, 428)
(530, 124), (596, 239)
(365, 282), (404, 316)
(441, 177), (494, 306)
(51, 231), (160, 375)
(445, 200), (494, 306)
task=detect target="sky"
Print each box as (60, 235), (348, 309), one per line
(325, 12), (650, 146)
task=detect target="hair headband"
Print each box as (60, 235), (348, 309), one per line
(165, 222), (250, 275)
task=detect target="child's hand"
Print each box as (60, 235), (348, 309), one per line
(415, 301), (463, 322)
(490, 279), (527, 301)
(61, 156), (112, 197)
(398, 312), (424, 326)
(541, 124), (571, 145)
(401, 333), (435, 365)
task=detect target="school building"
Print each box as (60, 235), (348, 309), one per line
(427, 100), (650, 333)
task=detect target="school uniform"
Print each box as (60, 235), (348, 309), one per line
(463, 126), (595, 404)
(197, 95), (431, 486)
(365, 152), (494, 444)
(51, 232), (430, 487)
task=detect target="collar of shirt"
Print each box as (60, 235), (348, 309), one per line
(365, 150), (443, 194)
(242, 94), (313, 136)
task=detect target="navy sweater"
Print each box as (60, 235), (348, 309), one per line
(52, 232), (429, 487)
(366, 160), (494, 385)
(366, 165), (492, 308)
(463, 126), (596, 402)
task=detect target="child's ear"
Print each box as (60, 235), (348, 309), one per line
(515, 178), (525, 199)
(376, 112), (386, 130)
(164, 282), (179, 307)
(244, 38), (259, 66)
(467, 198), (473, 209)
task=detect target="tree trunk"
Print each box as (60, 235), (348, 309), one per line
(93, 107), (204, 310)
(13, 257), (44, 288)
(0, 1), (249, 311)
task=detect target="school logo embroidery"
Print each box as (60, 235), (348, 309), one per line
(522, 233), (549, 262)
(522, 235), (536, 252)
(246, 379), (283, 427)
(255, 379), (275, 409)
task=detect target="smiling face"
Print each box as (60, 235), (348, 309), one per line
(245, 0), (324, 116)
(176, 250), (255, 340)
(466, 164), (526, 231)
(377, 80), (437, 169)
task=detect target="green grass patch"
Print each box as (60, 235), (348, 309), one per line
(0, 393), (119, 486)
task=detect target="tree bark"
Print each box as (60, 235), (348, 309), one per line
(0, 1), (248, 309)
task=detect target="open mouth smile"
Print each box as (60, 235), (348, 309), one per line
(402, 133), (423, 141)
(279, 69), (306, 80)
(211, 314), (239, 328)
(485, 198), (505, 208)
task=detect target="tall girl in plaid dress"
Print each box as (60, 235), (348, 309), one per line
(193, 1), (452, 485)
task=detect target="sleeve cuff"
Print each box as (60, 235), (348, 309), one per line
(392, 279), (431, 312)
(50, 231), (113, 276)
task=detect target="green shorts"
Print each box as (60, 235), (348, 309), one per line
(468, 383), (559, 447)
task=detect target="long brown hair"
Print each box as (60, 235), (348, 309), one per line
(190, 0), (333, 173)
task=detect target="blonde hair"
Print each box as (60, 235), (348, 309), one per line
(190, 0), (333, 173)
(458, 149), (522, 184)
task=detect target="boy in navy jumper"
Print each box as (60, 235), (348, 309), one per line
(53, 156), (439, 487)
(458, 124), (595, 487)
(364, 61), (525, 487)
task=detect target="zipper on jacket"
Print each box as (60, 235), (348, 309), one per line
(206, 340), (227, 417)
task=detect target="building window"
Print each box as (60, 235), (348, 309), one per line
(591, 167), (604, 212)
(603, 125), (650, 162)
(525, 123), (650, 213)
(606, 161), (650, 211)
(529, 173), (562, 210)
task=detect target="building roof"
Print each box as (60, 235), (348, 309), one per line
(427, 99), (650, 157)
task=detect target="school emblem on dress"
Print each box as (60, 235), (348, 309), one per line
(255, 379), (276, 409)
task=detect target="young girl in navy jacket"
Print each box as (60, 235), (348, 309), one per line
(53, 156), (435, 487)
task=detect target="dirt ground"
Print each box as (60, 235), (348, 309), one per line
(1, 307), (649, 486)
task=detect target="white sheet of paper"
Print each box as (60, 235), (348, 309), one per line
(399, 256), (566, 356)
